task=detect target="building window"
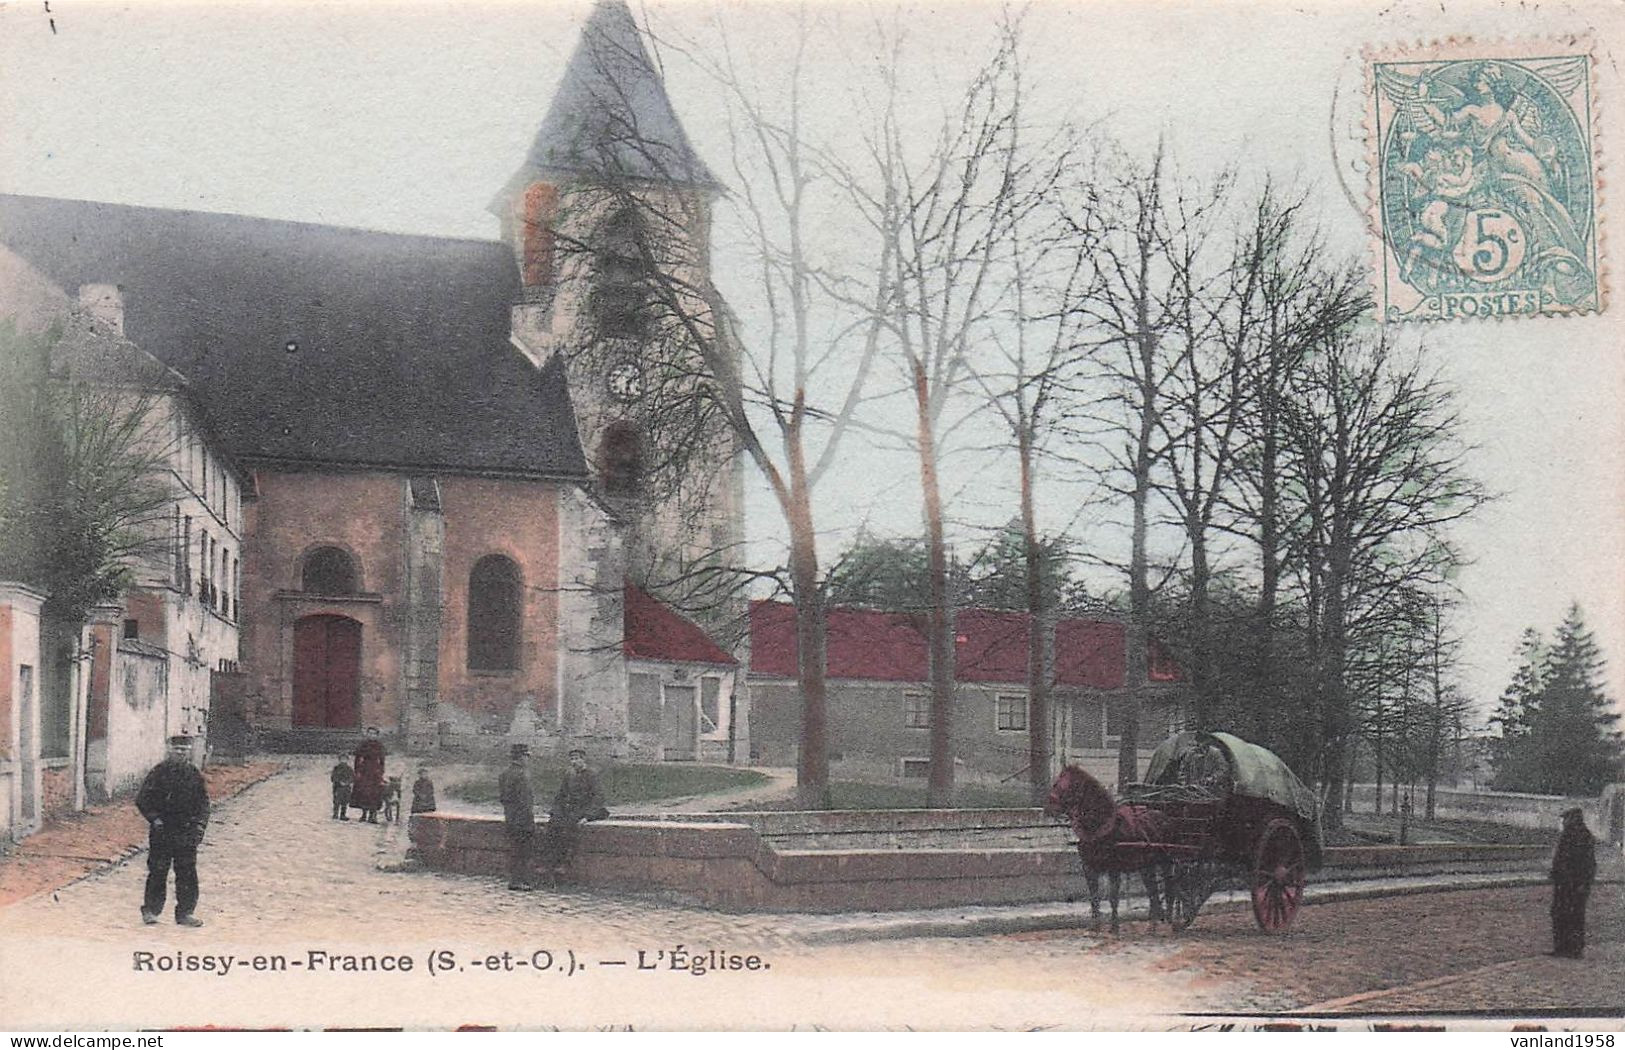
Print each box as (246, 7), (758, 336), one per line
(521, 182), (559, 288)
(596, 422), (645, 498)
(903, 691), (929, 730)
(996, 694), (1028, 732)
(467, 554), (522, 672)
(173, 507), (183, 586)
(900, 758), (930, 780)
(122, 619), (140, 641)
(182, 516), (192, 593)
(198, 531), (210, 603)
(301, 546), (358, 595)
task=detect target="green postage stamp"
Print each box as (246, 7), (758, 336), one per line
(1369, 40), (1602, 321)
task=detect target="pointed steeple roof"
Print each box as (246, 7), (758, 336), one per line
(513, 0), (721, 192)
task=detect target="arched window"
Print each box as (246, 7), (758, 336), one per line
(596, 421), (645, 498)
(468, 555), (522, 672)
(302, 546), (358, 595)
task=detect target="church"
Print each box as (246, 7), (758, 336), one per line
(0, 0), (747, 773)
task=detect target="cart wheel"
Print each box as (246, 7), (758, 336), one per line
(1251, 818), (1306, 933)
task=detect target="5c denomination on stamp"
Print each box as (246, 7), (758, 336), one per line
(1367, 39), (1602, 321)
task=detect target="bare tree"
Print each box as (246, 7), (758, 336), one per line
(835, 15), (1034, 805)
(960, 38), (1082, 801)
(1218, 187), (1368, 750)
(1054, 144), (1186, 787)
(1279, 333), (1487, 828)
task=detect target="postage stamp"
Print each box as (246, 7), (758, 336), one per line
(1368, 39), (1603, 322)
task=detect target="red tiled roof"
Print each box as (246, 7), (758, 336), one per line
(623, 583), (736, 665)
(748, 600), (1181, 688)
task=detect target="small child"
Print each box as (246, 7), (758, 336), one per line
(382, 775), (403, 823)
(411, 766), (437, 814)
(329, 755), (354, 820)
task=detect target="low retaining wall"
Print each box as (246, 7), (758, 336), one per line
(1349, 784), (1625, 840)
(409, 811), (1552, 913)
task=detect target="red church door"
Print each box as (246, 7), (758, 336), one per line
(292, 615), (362, 729)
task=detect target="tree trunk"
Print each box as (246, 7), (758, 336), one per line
(1019, 431), (1051, 802)
(1188, 532), (1211, 731)
(915, 362), (956, 807)
(788, 502), (829, 809)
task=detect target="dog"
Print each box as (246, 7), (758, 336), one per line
(382, 776), (403, 823)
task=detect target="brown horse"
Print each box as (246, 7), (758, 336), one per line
(1045, 764), (1171, 932)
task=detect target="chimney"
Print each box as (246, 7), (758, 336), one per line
(77, 283), (124, 336)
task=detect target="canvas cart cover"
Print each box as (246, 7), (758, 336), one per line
(1145, 731), (1320, 825)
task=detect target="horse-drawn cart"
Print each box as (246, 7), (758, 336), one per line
(1046, 731), (1323, 933)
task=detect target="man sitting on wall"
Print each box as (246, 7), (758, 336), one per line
(540, 748), (610, 885)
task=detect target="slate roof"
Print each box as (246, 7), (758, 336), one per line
(624, 582), (736, 665)
(0, 194), (588, 480)
(512, 0), (721, 192)
(749, 600), (1183, 689)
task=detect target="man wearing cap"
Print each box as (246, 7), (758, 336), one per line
(498, 743), (536, 891)
(135, 736), (210, 926)
(1550, 807), (1597, 958)
(540, 747), (609, 884)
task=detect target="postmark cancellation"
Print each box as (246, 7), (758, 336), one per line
(1367, 38), (1602, 322)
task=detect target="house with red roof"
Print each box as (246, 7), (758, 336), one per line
(622, 583), (740, 762)
(748, 600), (1184, 787)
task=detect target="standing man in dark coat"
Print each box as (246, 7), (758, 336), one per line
(540, 747), (608, 883)
(498, 743), (535, 891)
(1551, 807), (1597, 958)
(351, 726), (387, 823)
(135, 735), (210, 927)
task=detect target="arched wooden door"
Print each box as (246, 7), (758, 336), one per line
(292, 615), (361, 729)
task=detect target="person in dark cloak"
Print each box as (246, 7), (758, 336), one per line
(1550, 806), (1597, 958)
(410, 765), (437, 814)
(540, 747), (609, 884)
(351, 726), (387, 823)
(329, 753), (354, 820)
(498, 743), (536, 891)
(135, 735), (210, 927)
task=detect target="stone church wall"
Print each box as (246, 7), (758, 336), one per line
(240, 469), (405, 734)
(434, 477), (561, 734)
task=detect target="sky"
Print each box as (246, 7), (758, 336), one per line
(1, 0), (1621, 717)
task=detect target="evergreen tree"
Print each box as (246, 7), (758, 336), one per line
(1523, 606), (1624, 796)
(1488, 627), (1546, 791)
(1491, 607), (1624, 796)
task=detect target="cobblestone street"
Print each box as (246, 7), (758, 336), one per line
(2, 759), (1619, 1030)
(0, 759), (1209, 1030)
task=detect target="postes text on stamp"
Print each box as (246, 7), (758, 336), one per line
(1369, 41), (1600, 322)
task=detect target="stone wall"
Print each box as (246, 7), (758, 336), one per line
(101, 644), (170, 797)
(0, 582), (46, 841)
(409, 811), (1550, 914)
(1348, 783), (1617, 838)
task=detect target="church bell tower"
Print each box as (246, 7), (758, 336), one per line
(493, 0), (744, 629)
